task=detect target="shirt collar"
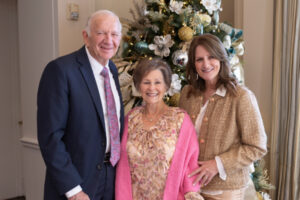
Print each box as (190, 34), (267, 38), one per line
(215, 85), (227, 97)
(85, 46), (109, 74)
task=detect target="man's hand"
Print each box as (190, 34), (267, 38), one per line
(68, 191), (90, 200)
(189, 159), (218, 186)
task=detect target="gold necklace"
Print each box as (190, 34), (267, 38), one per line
(143, 105), (167, 122)
(143, 111), (159, 122)
(144, 116), (155, 122)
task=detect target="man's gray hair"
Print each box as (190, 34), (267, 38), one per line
(84, 10), (122, 36)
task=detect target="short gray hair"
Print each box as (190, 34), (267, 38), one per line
(84, 10), (122, 36)
(133, 58), (172, 91)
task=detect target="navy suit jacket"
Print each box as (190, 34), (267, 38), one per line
(37, 46), (124, 200)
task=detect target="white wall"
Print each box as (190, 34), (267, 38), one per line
(18, 0), (95, 199)
(18, 0), (59, 199)
(243, 0), (273, 136)
(0, 0), (23, 198)
(58, 0), (95, 56)
(95, 0), (132, 20)
(18, 0), (59, 142)
(220, 0), (235, 25)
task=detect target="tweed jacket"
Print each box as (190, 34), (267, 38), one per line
(179, 84), (267, 190)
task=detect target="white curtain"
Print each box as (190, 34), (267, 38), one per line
(270, 0), (300, 199)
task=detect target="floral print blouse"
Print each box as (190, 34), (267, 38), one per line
(126, 106), (203, 200)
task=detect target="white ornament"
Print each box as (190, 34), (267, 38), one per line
(198, 14), (212, 26)
(201, 0), (220, 14)
(167, 74), (182, 96)
(223, 35), (231, 49)
(234, 42), (244, 56)
(149, 34), (175, 57)
(169, 0), (184, 14)
(230, 55), (239, 66)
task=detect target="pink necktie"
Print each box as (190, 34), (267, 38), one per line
(100, 67), (120, 166)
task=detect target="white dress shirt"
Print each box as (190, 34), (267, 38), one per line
(86, 46), (121, 153)
(66, 47), (121, 198)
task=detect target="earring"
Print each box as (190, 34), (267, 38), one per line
(164, 92), (168, 98)
(196, 74), (199, 80)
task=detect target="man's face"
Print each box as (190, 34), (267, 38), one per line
(83, 14), (121, 66)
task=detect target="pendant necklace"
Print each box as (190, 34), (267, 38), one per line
(143, 105), (167, 123)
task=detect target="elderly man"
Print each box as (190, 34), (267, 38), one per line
(37, 10), (124, 200)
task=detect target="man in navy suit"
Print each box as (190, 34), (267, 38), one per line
(37, 10), (124, 200)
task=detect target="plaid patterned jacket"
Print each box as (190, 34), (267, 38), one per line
(179, 84), (267, 190)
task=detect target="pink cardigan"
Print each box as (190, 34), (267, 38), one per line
(115, 110), (200, 200)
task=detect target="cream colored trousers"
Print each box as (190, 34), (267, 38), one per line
(201, 188), (245, 200)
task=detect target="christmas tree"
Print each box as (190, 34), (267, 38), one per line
(115, 0), (245, 113)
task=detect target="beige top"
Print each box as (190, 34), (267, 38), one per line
(126, 106), (203, 200)
(179, 84), (267, 190)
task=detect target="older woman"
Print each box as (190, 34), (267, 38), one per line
(115, 58), (204, 200)
(179, 34), (267, 200)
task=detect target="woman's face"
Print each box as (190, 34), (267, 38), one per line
(194, 45), (220, 86)
(139, 69), (167, 105)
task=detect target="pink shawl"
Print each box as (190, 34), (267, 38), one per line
(115, 110), (200, 200)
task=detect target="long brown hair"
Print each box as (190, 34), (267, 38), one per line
(186, 34), (237, 96)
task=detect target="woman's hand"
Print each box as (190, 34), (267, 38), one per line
(68, 191), (90, 200)
(189, 159), (219, 186)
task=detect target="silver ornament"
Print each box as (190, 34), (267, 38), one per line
(134, 41), (149, 53)
(172, 50), (188, 67)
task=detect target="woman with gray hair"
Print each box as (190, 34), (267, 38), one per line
(116, 58), (204, 200)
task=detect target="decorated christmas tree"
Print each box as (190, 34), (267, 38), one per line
(115, 0), (245, 113)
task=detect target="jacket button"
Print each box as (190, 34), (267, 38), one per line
(97, 164), (102, 170)
(200, 139), (205, 143)
(204, 117), (208, 122)
(210, 98), (215, 102)
(192, 115), (196, 119)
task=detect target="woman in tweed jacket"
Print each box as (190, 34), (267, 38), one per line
(179, 34), (267, 200)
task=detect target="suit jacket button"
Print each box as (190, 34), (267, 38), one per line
(97, 164), (102, 170)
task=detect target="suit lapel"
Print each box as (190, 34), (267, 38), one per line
(77, 47), (106, 130)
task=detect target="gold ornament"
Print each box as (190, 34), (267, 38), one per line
(169, 93), (181, 106)
(122, 35), (131, 42)
(178, 26), (194, 41)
